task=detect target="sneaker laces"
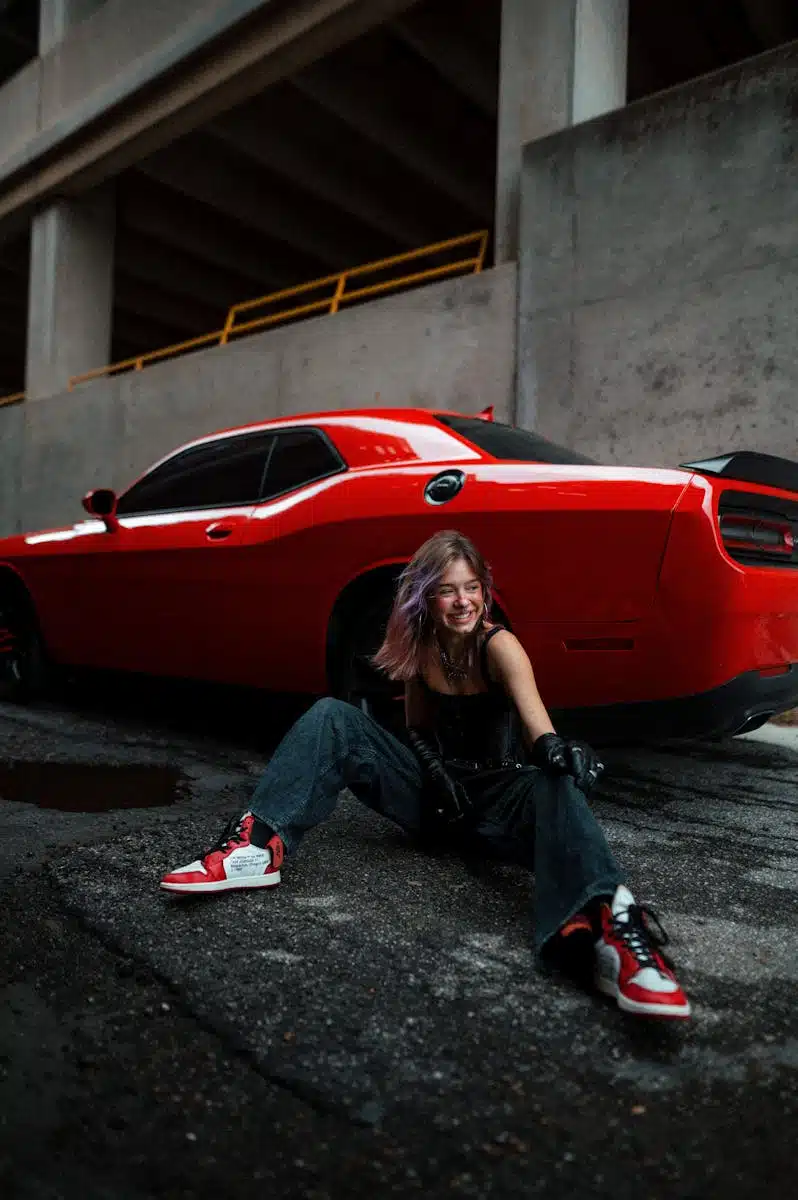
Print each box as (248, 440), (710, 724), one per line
(203, 814), (250, 857)
(613, 904), (673, 971)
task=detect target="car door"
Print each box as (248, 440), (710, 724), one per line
(219, 426), (348, 689)
(62, 429), (277, 679)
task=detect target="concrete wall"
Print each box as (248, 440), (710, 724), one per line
(518, 41), (798, 466)
(0, 264), (516, 536)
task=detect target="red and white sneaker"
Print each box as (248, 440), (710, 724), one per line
(594, 886), (691, 1019)
(160, 812), (284, 894)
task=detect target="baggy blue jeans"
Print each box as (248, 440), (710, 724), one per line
(250, 698), (625, 955)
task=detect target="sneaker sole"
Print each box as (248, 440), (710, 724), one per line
(160, 872), (281, 894)
(595, 974), (692, 1019)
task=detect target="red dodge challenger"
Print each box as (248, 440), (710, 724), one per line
(1, 407), (797, 741)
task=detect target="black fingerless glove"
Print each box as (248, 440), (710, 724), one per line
(407, 727), (472, 826)
(532, 733), (604, 796)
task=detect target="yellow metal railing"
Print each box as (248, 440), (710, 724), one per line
(0, 391), (24, 408)
(68, 230), (489, 390)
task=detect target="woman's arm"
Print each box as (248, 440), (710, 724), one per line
(485, 630), (556, 749)
(487, 630), (604, 793)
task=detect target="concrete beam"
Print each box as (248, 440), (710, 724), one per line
(119, 174), (298, 292)
(294, 54), (494, 220)
(137, 133), (379, 270)
(0, 0), (419, 230)
(207, 94), (434, 248)
(391, 1), (498, 116)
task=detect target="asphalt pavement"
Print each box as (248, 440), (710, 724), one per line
(0, 683), (796, 1200)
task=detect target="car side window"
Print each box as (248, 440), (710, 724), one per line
(116, 431), (276, 516)
(260, 429), (344, 501)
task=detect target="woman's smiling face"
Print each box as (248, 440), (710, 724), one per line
(429, 557), (484, 637)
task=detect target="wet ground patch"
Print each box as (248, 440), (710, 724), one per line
(0, 761), (183, 812)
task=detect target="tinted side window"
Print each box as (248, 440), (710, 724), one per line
(435, 415), (597, 465)
(117, 431), (275, 515)
(260, 429), (344, 501)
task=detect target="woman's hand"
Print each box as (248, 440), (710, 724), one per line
(407, 727), (472, 825)
(532, 733), (604, 795)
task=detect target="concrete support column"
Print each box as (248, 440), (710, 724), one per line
(25, 186), (115, 399)
(495, 0), (628, 263)
(24, 1), (114, 400)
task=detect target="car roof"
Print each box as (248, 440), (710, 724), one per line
(190, 406), (457, 443)
(172, 407), (486, 471)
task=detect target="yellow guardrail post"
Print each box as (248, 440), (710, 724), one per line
(219, 307), (237, 347)
(476, 231), (489, 272)
(68, 230), (491, 391)
(330, 272), (348, 314)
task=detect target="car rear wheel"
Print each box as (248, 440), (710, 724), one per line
(0, 595), (50, 703)
(332, 593), (404, 734)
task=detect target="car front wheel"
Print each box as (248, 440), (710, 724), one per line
(0, 597), (49, 703)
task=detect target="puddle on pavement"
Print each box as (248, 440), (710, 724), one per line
(0, 761), (182, 812)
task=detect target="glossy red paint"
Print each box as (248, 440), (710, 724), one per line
(1, 407), (797, 732)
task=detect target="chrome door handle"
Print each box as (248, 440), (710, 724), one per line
(205, 522), (234, 540)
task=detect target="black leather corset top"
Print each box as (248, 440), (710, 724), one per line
(424, 688), (526, 769)
(418, 627), (526, 769)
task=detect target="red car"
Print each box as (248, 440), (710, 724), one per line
(1, 407), (797, 740)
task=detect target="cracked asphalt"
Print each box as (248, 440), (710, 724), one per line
(0, 680), (796, 1200)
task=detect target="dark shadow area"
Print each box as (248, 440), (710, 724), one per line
(0, 759), (183, 811)
(49, 668), (316, 753)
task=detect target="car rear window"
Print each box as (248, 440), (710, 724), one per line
(435, 415), (596, 465)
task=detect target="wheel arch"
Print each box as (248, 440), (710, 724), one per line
(325, 561), (406, 692)
(0, 564), (36, 614)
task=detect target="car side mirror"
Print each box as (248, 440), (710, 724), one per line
(82, 488), (119, 532)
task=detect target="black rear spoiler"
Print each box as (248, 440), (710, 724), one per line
(680, 452), (798, 496)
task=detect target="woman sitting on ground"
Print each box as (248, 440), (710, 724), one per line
(160, 529), (690, 1020)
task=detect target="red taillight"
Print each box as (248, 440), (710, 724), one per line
(720, 514), (794, 557)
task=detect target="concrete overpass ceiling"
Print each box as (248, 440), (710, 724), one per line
(205, 84), (472, 247)
(12, 0), (786, 371)
(627, 0), (798, 99)
(117, 173), (320, 293)
(109, 0), (501, 363)
(0, 226), (26, 394)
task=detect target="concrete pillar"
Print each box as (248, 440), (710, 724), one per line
(39, 0), (105, 55)
(495, 0), (628, 263)
(25, 186), (115, 399)
(24, 1), (115, 400)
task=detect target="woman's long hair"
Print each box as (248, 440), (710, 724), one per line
(372, 529), (494, 682)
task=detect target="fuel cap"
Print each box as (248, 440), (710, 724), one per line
(424, 469), (465, 505)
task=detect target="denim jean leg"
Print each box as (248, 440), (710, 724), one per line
(248, 697), (424, 854)
(531, 772), (625, 956)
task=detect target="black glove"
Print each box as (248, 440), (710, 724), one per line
(532, 733), (604, 796)
(407, 728), (472, 827)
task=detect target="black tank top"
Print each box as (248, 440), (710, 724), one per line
(419, 626), (526, 769)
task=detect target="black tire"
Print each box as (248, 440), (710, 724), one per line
(332, 593), (404, 734)
(0, 594), (50, 703)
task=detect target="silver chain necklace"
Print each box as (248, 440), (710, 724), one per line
(437, 637), (469, 683)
